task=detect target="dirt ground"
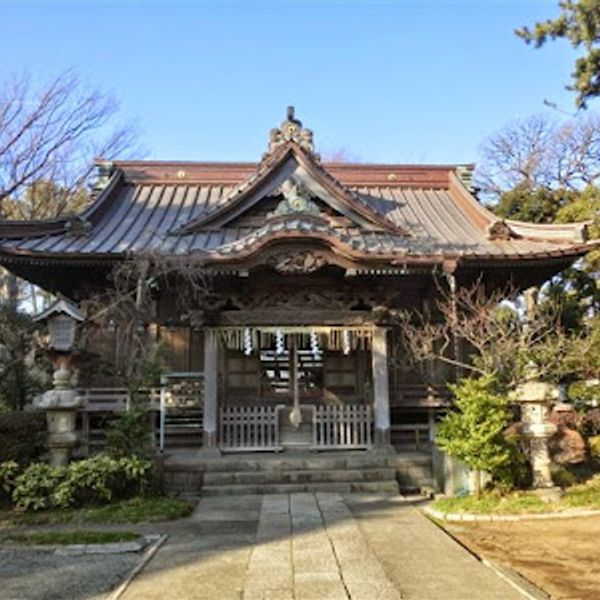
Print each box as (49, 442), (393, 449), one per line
(445, 516), (600, 600)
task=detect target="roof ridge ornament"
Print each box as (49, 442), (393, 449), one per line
(268, 177), (321, 218)
(92, 160), (115, 195)
(266, 106), (319, 159)
(487, 219), (513, 241)
(455, 164), (476, 193)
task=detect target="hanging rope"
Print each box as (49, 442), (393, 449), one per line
(216, 326), (374, 352)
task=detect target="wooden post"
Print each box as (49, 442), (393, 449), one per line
(289, 335), (302, 427)
(445, 271), (462, 380)
(371, 326), (392, 448)
(202, 328), (219, 453)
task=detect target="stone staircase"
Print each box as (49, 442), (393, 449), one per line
(163, 450), (434, 496)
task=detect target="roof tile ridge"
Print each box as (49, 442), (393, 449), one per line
(447, 171), (496, 231)
(448, 171), (595, 245)
(171, 144), (296, 234)
(292, 145), (410, 236)
(504, 219), (592, 244)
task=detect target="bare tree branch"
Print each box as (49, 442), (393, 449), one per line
(476, 112), (600, 201)
(0, 70), (140, 218)
(394, 281), (575, 389)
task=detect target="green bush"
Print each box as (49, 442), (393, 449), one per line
(12, 462), (62, 511)
(437, 375), (527, 493)
(10, 455), (152, 512)
(552, 465), (578, 488)
(587, 435), (600, 460)
(105, 407), (155, 460)
(0, 460), (20, 505)
(0, 411), (46, 464)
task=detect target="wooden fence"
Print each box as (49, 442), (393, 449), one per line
(312, 405), (372, 449)
(219, 405), (283, 452)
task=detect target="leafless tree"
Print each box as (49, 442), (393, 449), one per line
(0, 70), (137, 214)
(476, 113), (600, 200)
(395, 282), (577, 388)
(80, 252), (212, 395)
(0, 70), (140, 306)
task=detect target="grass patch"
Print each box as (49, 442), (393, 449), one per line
(433, 474), (600, 515)
(563, 474), (600, 509)
(0, 530), (140, 545)
(0, 496), (194, 527)
(433, 492), (548, 515)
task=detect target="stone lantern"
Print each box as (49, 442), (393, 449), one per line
(34, 298), (85, 467)
(512, 364), (561, 500)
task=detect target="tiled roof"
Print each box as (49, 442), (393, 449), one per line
(0, 118), (595, 269)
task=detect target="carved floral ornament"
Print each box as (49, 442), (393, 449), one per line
(268, 178), (321, 218)
(269, 249), (327, 274)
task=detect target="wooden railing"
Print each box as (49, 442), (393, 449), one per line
(78, 388), (161, 455)
(219, 405), (283, 452)
(78, 375), (205, 454)
(390, 384), (451, 407)
(312, 405), (372, 449)
(78, 387), (160, 412)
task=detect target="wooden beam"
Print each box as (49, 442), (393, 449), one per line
(217, 310), (374, 326)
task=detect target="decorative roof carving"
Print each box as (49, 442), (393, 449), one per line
(269, 249), (327, 274)
(268, 178), (321, 218)
(487, 219), (513, 241)
(266, 106), (318, 158)
(65, 215), (92, 237)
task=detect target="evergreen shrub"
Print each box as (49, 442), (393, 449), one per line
(0, 411), (46, 464)
(8, 454), (152, 511)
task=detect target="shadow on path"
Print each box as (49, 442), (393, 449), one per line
(118, 493), (522, 600)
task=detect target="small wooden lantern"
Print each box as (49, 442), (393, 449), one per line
(34, 298), (84, 352)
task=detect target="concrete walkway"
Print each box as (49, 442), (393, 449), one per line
(121, 493), (523, 600)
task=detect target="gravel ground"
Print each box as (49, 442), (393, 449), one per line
(446, 516), (600, 600)
(0, 546), (142, 600)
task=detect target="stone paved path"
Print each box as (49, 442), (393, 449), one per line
(121, 493), (523, 600)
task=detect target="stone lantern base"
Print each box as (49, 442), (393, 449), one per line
(534, 485), (563, 503)
(34, 388), (83, 467)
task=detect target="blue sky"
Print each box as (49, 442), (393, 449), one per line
(0, 0), (583, 165)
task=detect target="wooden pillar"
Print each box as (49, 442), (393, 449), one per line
(445, 271), (462, 380)
(202, 328), (219, 452)
(289, 336), (302, 427)
(371, 326), (392, 448)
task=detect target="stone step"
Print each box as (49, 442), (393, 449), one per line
(200, 480), (400, 496)
(162, 451), (434, 495)
(203, 467), (396, 486)
(163, 426), (203, 435)
(176, 455), (394, 473)
(163, 438), (203, 448)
